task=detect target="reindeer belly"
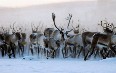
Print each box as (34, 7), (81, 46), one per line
(111, 35), (116, 45)
(98, 37), (110, 46)
(66, 38), (75, 45)
(86, 36), (93, 44)
(96, 44), (107, 50)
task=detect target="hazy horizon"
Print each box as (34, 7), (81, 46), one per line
(0, 0), (97, 8)
(0, 0), (116, 33)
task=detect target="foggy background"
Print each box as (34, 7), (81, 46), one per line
(0, 0), (116, 33)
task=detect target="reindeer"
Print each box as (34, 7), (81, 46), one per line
(43, 14), (63, 58)
(44, 28), (66, 58)
(84, 20), (116, 60)
(65, 23), (85, 58)
(44, 28), (54, 39)
(52, 13), (74, 58)
(29, 23), (46, 57)
(29, 24), (39, 55)
(0, 25), (16, 58)
(0, 24), (26, 58)
(17, 27), (27, 57)
(10, 24), (27, 57)
(0, 32), (7, 57)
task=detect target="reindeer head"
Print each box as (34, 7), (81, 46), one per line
(66, 13), (72, 28)
(31, 22), (42, 34)
(72, 23), (80, 34)
(98, 20), (115, 34)
(9, 22), (17, 34)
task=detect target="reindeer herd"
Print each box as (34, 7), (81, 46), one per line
(0, 13), (116, 60)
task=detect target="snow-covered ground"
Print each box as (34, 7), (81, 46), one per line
(0, 57), (116, 73)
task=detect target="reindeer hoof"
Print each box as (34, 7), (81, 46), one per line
(84, 58), (87, 61)
(23, 58), (25, 59)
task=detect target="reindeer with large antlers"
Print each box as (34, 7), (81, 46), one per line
(43, 14), (63, 58)
(51, 13), (75, 58)
(84, 20), (116, 60)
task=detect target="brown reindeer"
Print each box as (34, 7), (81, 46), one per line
(82, 31), (97, 58)
(44, 28), (54, 38)
(0, 24), (17, 58)
(84, 20), (116, 60)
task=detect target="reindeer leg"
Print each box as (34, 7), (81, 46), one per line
(8, 47), (12, 58)
(62, 49), (64, 58)
(100, 50), (103, 59)
(73, 46), (76, 58)
(100, 49), (106, 59)
(84, 50), (90, 61)
(110, 45), (116, 56)
(87, 48), (94, 59)
(30, 48), (33, 55)
(53, 50), (56, 58)
(22, 45), (24, 57)
(77, 47), (82, 58)
(12, 45), (16, 58)
(4, 44), (7, 56)
(46, 50), (48, 59)
(38, 46), (40, 56)
(94, 49), (99, 58)
(1, 48), (4, 57)
(0, 46), (4, 57)
(62, 48), (65, 58)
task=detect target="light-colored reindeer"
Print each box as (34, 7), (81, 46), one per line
(29, 23), (45, 57)
(52, 13), (75, 58)
(65, 23), (84, 58)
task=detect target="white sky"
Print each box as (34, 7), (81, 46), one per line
(0, 0), (96, 8)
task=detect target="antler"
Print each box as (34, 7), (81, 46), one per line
(71, 21), (80, 34)
(40, 23), (44, 33)
(66, 29), (73, 35)
(66, 14), (72, 28)
(52, 13), (61, 32)
(52, 13), (65, 40)
(99, 20), (115, 34)
(31, 23), (34, 33)
(35, 21), (41, 32)
(99, 20), (106, 29)
(36, 25), (39, 32)
(12, 22), (16, 33)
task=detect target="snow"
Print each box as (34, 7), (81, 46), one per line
(0, 57), (116, 73)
